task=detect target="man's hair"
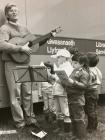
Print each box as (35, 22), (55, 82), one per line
(87, 52), (99, 67)
(4, 4), (16, 20)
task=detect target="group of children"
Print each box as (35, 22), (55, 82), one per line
(41, 49), (102, 140)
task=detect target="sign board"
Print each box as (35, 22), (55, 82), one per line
(32, 36), (105, 55)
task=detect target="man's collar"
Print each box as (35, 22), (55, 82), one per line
(8, 21), (19, 26)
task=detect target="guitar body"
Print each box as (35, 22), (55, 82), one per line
(8, 27), (62, 63)
(9, 37), (31, 64)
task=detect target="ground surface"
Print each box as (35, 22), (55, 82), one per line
(0, 100), (105, 140)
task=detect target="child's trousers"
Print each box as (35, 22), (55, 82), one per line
(69, 103), (86, 139)
(85, 90), (99, 130)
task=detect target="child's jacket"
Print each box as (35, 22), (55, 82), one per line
(64, 67), (96, 105)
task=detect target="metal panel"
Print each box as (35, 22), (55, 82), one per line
(0, 53), (10, 107)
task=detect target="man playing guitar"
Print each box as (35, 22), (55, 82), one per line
(0, 3), (61, 129)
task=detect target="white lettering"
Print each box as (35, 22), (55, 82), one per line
(47, 39), (75, 46)
(47, 47), (58, 54)
(47, 47), (66, 54)
(96, 49), (105, 55)
(96, 42), (105, 48)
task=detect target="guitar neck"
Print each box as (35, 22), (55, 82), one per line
(30, 32), (52, 47)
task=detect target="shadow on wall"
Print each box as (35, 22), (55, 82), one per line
(0, 9), (6, 27)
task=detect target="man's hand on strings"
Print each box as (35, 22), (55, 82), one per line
(20, 42), (32, 55)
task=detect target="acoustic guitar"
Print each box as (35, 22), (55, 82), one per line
(8, 27), (62, 64)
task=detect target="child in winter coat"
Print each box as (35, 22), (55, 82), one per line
(51, 49), (73, 134)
